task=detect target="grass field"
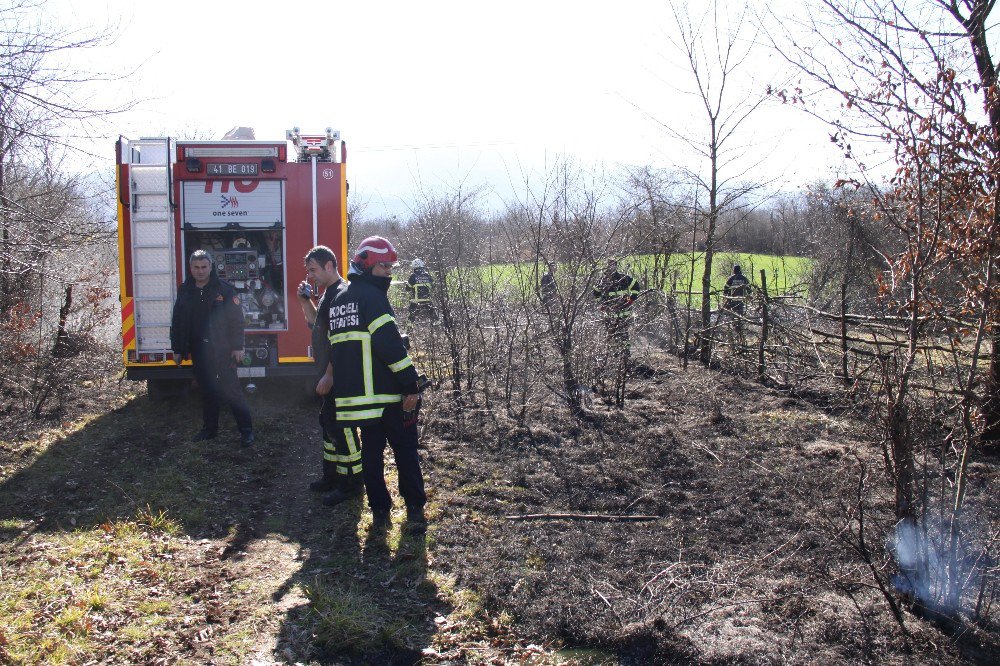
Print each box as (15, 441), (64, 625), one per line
(631, 251), (812, 296)
(405, 252), (812, 306)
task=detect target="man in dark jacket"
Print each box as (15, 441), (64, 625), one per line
(539, 261), (557, 305)
(322, 236), (428, 531)
(722, 264), (750, 316)
(170, 250), (254, 446)
(296, 245), (363, 504)
(593, 258), (643, 340)
(722, 264), (751, 335)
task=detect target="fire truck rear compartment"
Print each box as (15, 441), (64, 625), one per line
(182, 229), (287, 332)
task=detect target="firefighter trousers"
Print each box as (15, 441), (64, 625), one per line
(319, 392), (363, 483)
(358, 403), (426, 516)
(408, 301), (438, 322)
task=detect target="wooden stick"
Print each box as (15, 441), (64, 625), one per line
(504, 513), (661, 522)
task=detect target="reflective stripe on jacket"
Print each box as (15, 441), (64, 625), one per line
(408, 270), (433, 303)
(327, 273), (419, 424)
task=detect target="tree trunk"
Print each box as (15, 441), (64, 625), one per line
(889, 399), (915, 522)
(53, 284), (73, 357)
(758, 269), (768, 380)
(983, 330), (1000, 444)
(956, 3), (1000, 445)
(699, 228), (715, 365)
(699, 118), (719, 366)
(0, 145), (9, 317)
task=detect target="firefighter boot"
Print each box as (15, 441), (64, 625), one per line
(405, 506), (427, 534)
(192, 429), (217, 442)
(309, 460), (338, 493)
(321, 474), (364, 507)
(370, 510), (391, 529)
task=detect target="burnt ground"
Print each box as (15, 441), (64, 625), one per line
(1, 350), (998, 664)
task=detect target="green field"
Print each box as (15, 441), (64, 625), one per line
(401, 252), (811, 306)
(632, 251), (812, 296)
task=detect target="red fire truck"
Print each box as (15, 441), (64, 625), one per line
(115, 128), (347, 394)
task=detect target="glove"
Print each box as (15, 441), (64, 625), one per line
(402, 396), (423, 427)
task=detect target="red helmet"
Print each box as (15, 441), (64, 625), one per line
(352, 236), (398, 271)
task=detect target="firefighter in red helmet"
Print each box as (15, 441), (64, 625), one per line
(320, 236), (429, 531)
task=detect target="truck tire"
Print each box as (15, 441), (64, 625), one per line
(147, 378), (189, 401)
(280, 376), (317, 401)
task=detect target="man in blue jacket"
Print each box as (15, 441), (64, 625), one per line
(322, 236), (427, 530)
(170, 250), (254, 447)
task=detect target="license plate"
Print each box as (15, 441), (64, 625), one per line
(207, 162), (259, 176)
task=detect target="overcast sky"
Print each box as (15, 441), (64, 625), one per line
(44, 0), (849, 219)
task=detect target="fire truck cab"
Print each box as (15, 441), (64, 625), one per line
(115, 128), (347, 394)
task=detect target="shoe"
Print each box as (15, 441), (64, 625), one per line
(321, 487), (362, 506)
(370, 511), (391, 528)
(193, 429), (217, 442)
(309, 477), (338, 492)
(311, 460), (338, 491)
(405, 508), (427, 533)
(240, 431), (255, 447)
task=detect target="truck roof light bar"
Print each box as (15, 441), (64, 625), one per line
(184, 146), (279, 158)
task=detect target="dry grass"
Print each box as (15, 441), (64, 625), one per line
(0, 354), (997, 663)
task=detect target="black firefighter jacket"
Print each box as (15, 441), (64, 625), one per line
(327, 272), (419, 425)
(407, 269), (433, 303)
(170, 273), (245, 359)
(593, 271), (643, 316)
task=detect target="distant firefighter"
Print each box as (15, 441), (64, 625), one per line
(539, 261), (557, 305)
(593, 258), (643, 341)
(407, 259), (437, 322)
(723, 264), (750, 316)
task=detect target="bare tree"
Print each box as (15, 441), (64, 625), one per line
(621, 166), (686, 291)
(0, 1), (128, 419)
(664, 0), (774, 365)
(771, 0), (1000, 618)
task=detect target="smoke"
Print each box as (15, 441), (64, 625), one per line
(889, 518), (960, 618)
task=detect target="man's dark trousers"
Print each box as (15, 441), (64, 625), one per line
(192, 344), (252, 436)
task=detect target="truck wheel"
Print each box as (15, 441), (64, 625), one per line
(280, 377), (318, 402)
(292, 377), (319, 401)
(147, 378), (189, 401)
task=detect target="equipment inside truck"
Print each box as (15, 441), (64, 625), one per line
(182, 228), (287, 330)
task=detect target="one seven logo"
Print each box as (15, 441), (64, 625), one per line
(220, 195), (239, 209)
